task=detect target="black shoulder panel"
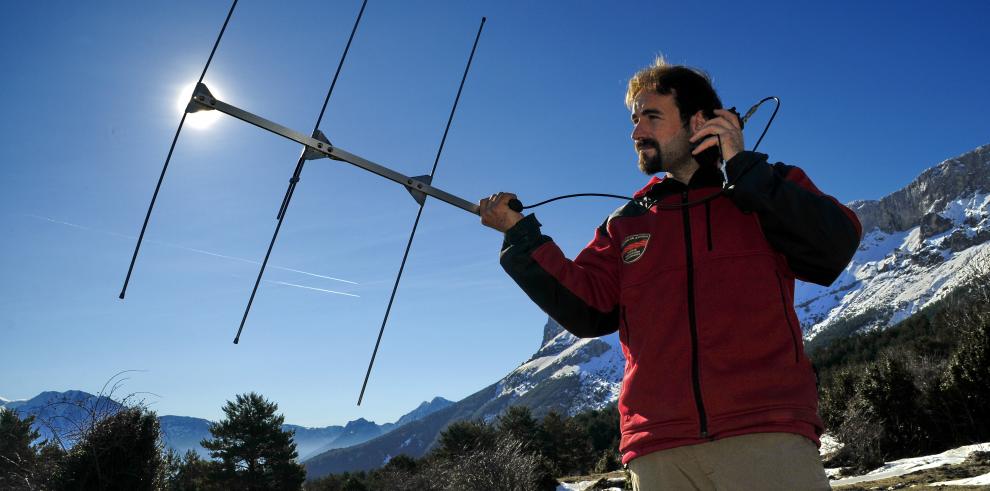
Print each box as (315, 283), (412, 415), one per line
(605, 199), (650, 229)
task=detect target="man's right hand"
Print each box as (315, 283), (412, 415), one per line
(479, 192), (524, 233)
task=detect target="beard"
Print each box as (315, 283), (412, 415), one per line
(636, 136), (721, 176)
(636, 139), (665, 175)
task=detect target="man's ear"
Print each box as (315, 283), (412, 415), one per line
(689, 110), (707, 132)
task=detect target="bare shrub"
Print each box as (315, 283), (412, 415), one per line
(424, 434), (552, 491)
(830, 400), (885, 471)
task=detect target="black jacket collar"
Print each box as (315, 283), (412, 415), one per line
(642, 164), (725, 201)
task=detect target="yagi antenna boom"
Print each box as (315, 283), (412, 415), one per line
(188, 85), (481, 214)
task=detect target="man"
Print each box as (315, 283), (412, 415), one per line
(479, 59), (861, 490)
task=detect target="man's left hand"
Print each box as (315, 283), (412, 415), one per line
(690, 109), (745, 163)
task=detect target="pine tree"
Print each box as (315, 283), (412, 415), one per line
(539, 410), (592, 476)
(0, 408), (40, 489)
(496, 406), (540, 452)
(200, 392), (305, 491)
(941, 307), (990, 440)
(840, 355), (929, 465)
(431, 419), (496, 461)
(165, 449), (216, 491)
(572, 404), (620, 457)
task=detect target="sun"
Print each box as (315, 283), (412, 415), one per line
(176, 82), (223, 130)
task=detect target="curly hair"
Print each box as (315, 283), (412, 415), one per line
(626, 56), (723, 126)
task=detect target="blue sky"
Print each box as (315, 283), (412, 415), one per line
(1, 1), (988, 427)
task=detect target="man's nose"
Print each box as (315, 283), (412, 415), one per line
(631, 121), (647, 141)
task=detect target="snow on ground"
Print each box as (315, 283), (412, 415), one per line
(933, 471), (990, 486)
(558, 442), (990, 489)
(830, 442), (990, 487)
(556, 480), (622, 491)
(820, 433), (843, 457)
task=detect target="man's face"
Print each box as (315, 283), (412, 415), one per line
(630, 91), (694, 175)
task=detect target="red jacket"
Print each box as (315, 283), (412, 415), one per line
(501, 152), (861, 463)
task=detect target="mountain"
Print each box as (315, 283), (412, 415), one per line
(284, 425), (348, 461)
(5, 390), (455, 461)
(394, 397), (454, 427)
(159, 415), (214, 457)
(0, 390), (123, 447)
(305, 317), (624, 477)
(797, 144), (990, 349)
(305, 143), (990, 477)
(294, 397), (455, 462)
(160, 418), (397, 462)
(306, 385), (500, 476)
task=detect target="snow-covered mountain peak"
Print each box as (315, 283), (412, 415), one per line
(849, 144), (990, 234)
(493, 318), (623, 416)
(797, 144), (990, 344)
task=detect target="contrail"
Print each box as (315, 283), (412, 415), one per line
(265, 280), (360, 298)
(23, 214), (359, 287)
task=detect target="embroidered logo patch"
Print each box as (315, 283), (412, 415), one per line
(621, 233), (651, 264)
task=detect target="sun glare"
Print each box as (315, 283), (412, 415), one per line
(176, 82), (223, 130)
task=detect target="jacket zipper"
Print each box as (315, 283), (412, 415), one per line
(776, 271), (801, 363)
(704, 201), (713, 251)
(682, 191), (708, 438)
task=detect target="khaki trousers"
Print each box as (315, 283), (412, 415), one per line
(628, 432), (831, 491)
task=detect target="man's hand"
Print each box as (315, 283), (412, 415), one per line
(690, 108), (745, 163)
(479, 192), (524, 233)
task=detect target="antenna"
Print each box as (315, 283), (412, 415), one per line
(121, 2), (491, 405)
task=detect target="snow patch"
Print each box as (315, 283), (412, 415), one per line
(556, 480), (623, 491)
(552, 365), (579, 379)
(941, 192), (990, 224)
(819, 434), (843, 457)
(933, 471), (990, 486)
(829, 442), (990, 486)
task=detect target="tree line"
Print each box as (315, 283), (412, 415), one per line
(2, 389), (624, 491)
(0, 391), (305, 490)
(814, 263), (990, 472)
(305, 404), (623, 491)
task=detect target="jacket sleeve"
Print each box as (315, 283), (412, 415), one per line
(725, 151), (863, 286)
(499, 214), (621, 338)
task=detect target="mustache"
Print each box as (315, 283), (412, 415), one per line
(635, 139), (659, 151)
